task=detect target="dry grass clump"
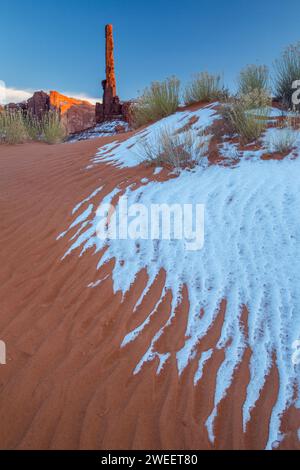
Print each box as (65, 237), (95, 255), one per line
(238, 65), (269, 95)
(132, 77), (180, 128)
(41, 110), (66, 144)
(239, 89), (272, 110)
(220, 100), (268, 144)
(237, 65), (271, 109)
(265, 117), (299, 153)
(0, 110), (28, 144)
(139, 127), (208, 169)
(0, 109), (66, 144)
(184, 72), (227, 105)
(23, 113), (43, 140)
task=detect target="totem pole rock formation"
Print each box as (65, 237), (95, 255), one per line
(96, 24), (127, 123)
(105, 24), (117, 98)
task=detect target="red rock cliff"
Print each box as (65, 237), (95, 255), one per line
(50, 91), (95, 134)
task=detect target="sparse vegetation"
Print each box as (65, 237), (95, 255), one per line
(238, 64), (269, 95)
(274, 42), (300, 110)
(184, 72), (227, 105)
(0, 109), (66, 144)
(238, 89), (271, 110)
(221, 100), (268, 144)
(24, 113), (42, 141)
(139, 127), (208, 169)
(0, 110), (28, 144)
(41, 110), (66, 144)
(237, 65), (271, 109)
(265, 118), (298, 153)
(132, 77), (180, 128)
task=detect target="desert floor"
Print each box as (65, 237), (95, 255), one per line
(0, 136), (299, 450)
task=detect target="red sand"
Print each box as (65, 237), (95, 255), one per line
(0, 128), (299, 450)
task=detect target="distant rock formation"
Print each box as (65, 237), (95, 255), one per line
(27, 91), (50, 118)
(5, 91), (96, 135)
(50, 91), (95, 134)
(95, 24), (132, 124)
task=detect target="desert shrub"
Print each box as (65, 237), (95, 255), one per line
(221, 101), (267, 144)
(132, 77), (180, 128)
(274, 42), (300, 110)
(184, 72), (227, 105)
(238, 89), (271, 110)
(40, 110), (66, 144)
(238, 64), (269, 95)
(237, 65), (271, 109)
(265, 118), (298, 153)
(0, 109), (28, 144)
(24, 113), (42, 140)
(139, 127), (208, 169)
(0, 109), (66, 144)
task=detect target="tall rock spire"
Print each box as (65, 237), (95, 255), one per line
(96, 24), (127, 123)
(105, 24), (117, 97)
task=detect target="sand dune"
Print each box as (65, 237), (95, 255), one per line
(0, 106), (300, 450)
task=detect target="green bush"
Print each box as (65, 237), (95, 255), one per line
(132, 77), (180, 128)
(184, 72), (227, 105)
(274, 42), (300, 109)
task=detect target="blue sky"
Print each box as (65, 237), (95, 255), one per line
(1, 0), (300, 102)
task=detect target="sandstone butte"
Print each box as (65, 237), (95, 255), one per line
(49, 91), (96, 135)
(49, 91), (93, 115)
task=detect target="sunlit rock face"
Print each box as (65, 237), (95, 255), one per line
(49, 91), (92, 114)
(49, 91), (96, 135)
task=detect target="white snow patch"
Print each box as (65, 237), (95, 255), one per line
(68, 120), (130, 143)
(263, 127), (300, 153)
(72, 187), (103, 215)
(90, 104), (219, 169)
(194, 349), (213, 385)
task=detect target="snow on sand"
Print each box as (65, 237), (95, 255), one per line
(59, 103), (300, 449)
